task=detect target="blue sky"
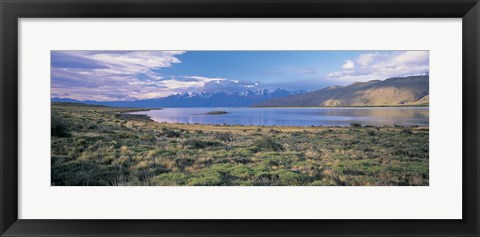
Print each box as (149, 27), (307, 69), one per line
(51, 50), (429, 101)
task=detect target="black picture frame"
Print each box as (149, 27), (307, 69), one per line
(1, 0), (479, 236)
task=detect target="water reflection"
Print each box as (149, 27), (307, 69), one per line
(129, 107), (429, 127)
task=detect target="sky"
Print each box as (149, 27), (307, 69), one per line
(51, 50), (429, 101)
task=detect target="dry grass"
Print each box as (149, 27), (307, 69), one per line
(51, 102), (429, 186)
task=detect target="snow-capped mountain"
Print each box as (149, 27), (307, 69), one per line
(51, 88), (307, 108)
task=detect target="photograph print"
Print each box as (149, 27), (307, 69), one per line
(51, 50), (429, 186)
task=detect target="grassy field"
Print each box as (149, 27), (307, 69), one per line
(51, 102), (429, 186)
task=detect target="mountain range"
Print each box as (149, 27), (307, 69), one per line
(254, 75), (429, 107)
(51, 89), (307, 108)
(52, 75), (429, 108)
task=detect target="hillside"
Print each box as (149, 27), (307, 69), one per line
(254, 75), (429, 107)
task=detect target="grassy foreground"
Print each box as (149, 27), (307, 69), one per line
(51, 102), (429, 186)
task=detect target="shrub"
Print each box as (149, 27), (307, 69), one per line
(51, 113), (70, 137)
(174, 157), (195, 170)
(253, 172), (279, 186)
(188, 171), (223, 186)
(116, 132), (138, 139)
(184, 139), (221, 149)
(75, 138), (87, 146)
(265, 155), (292, 167)
(304, 149), (320, 159)
(350, 122), (362, 128)
(87, 124), (98, 129)
(229, 165), (254, 179)
(51, 159), (120, 186)
(162, 128), (181, 138)
(254, 137), (284, 152)
(215, 132), (233, 142)
(152, 173), (189, 185)
(273, 170), (310, 186)
(140, 133), (156, 142)
(269, 129), (281, 134)
(401, 128), (413, 135)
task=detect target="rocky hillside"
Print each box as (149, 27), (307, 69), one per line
(255, 75), (429, 107)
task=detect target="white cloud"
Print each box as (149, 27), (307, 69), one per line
(342, 60), (355, 69)
(65, 50), (184, 76)
(91, 51), (181, 68)
(327, 51), (429, 83)
(183, 75), (226, 83)
(357, 53), (379, 66)
(51, 51), (191, 101)
(159, 76), (226, 91)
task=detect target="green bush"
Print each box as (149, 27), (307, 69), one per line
(51, 159), (121, 186)
(273, 170), (310, 186)
(188, 171), (223, 186)
(264, 154), (293, 167)
(162, 128), (182, 138)
(184, 139), (222, 149)
(229, 165), (254, 179)
(51, 113), (71, 137)
(254, 137), (284, 152)
(152, 173), (189, 185)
